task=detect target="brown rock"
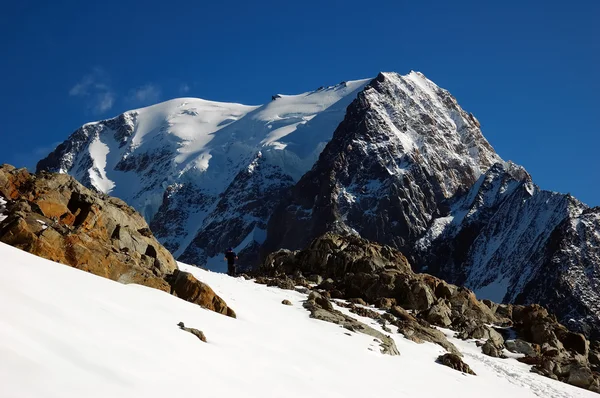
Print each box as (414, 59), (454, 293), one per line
(169, 270), (236, 318)
(282, 299), (292, 306)
(0, 166), (176, 291)
(177, 322), (207, 342)
(437, 353), (476, 375)
(390, 306), (416, 322)
(567, 365), (595, 389)
(350, 297), (367, 306)
(374, 297), (396, 310)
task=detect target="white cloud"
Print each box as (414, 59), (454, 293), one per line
(69, 68), (115, 114)
(179, 83), (190, 94)
(129, 84), (161, 105)
(96, 92), (115, 113)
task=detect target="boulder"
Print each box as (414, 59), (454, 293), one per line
(349, 297), (368, 306)
(374, 297), (396, 310)
(567, 365), (595, 389)
(177, 322), (207, 343)
(282, 299), (292, 306)
(506, 339), (539, 357)
(423, 301), (452, 327)
(482, 340), (505, 358)
(437, 354), (476, 375)
(169, 270), (236, 318)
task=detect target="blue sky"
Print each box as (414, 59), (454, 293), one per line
(1, 0), (598, 205)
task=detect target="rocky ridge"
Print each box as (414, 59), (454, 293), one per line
(0, 165), (235, 317)
(257, 233), (600, 393)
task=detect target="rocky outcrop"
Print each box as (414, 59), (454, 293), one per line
(0, 165), (235, 318)
(263, 234), (502, 327)
(259, 233), (600, 393)
(304, 291), (399, 356)
(0, 165), (176, 290)
(168, 269), (236, 318)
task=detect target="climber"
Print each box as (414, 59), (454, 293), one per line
(224, 247), (239, 276)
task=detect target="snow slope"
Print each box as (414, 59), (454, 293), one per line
(38, 79), (370, 266)
(0, 242), (595, 398)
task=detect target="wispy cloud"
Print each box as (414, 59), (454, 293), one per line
(179, 83), (190, 95)
(69, 67), (115, 114)
(128, 84), (161, 105)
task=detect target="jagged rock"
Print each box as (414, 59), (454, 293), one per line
(0, 166), (176, 290)
(567, 365), (595, 389)
(423, 301), (452, 327)
(390, 306), (416, 322)
(437, 354), (476, 375)
(349, 297), (367, 306)
(254, 275), (296, 290)
(169, 270), (236, 318)
(506, 339), (539, 357)
(304, 291), (399, 356)
(282, 299), (292, 306)
(408, 281), (436, 311)
(457, 325), (504, 348)
(482, 340), (505, 358)
(349, 304), (381, 320)
(177, 322), (207, 343)
(374, 297), (396, 310)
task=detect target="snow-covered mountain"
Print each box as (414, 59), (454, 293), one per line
(264, 71), (502, 254)
(38, 71), (600, 337)
(1, 241), (597, 398)
(38, 79), (370, 270)
(262, 72), (600, 338)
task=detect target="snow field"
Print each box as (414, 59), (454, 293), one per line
(0, 242), (595, 398)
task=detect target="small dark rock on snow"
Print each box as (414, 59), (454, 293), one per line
(437, 353), (476, 375)
(177, 321), (207, 343)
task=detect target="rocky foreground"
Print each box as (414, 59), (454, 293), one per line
(0, 165), (235, 318)
(255, 233), (600, 393)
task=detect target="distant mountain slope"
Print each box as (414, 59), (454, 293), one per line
(38, 79), (370, 269)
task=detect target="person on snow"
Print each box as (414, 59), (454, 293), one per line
(224, 247), (238, 276)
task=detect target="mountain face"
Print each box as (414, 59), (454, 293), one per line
(264, 72), (501, 254)
(262, 72), (600, 338)
(38, 71), (600, 337)
(37, 79), (370, 270)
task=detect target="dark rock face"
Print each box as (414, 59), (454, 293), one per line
(416, 162), (600, 339)
(264, 72), (500, 257)
(179, 156), (294, 270)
